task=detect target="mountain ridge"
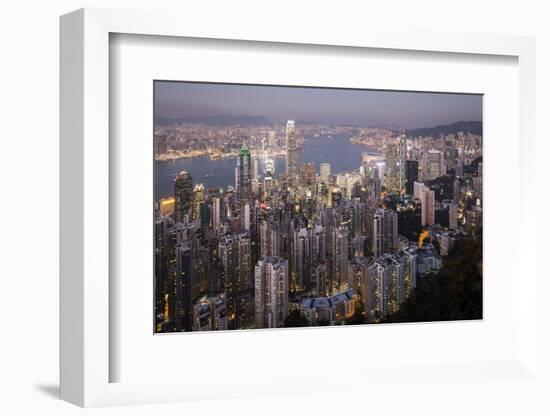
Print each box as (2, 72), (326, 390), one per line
(405, 120), (482, 138)
(155, 115), (272, 127)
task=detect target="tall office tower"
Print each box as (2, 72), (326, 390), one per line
(285, 120), (298, 189)
(192, 183), (205, 221)
(252, 157), (259, 182)
(397, 134), (407, 190)
(453, 178), (461, 204)
(236, 144), (252, 210)
(320, 163), (331, 184)
(199, 203), (210, 227)
(174, 170), (193, 223)
(405, 160), (419, 195)
(263, 158), (274, 201)
(292, 224), (312, 290)
(384, 144), (400, 192)
(333, 225), (350, 291)
(243, 203), (251, 232)
(372, 208), (398, 258)
(449, 202), (458, 231)
(260, 218), (280, 257)
(211, 197), (221, 233)
(426, 150), (444, 180)
(254, 256), (289, 328)
(413, 181), (425, 200)
(421, 186), (435, 226)
(315, 261), (328, 297)
(219, 233), (252, 325)
(455, 146), (465, 177)
(365, 260), (388, 322)
(299, 162), (316, 190)
(175, 239), (200, 331)
(193, 293), (229, 331)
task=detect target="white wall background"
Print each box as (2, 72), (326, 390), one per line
(0, 1), (547, 414)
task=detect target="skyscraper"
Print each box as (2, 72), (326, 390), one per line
(211, 197), (221, 233)
(320, 163), (331, 184)
(292, 224), (312, 290)
(260, 217), (280, 257)
(285, 120), (298, 189)
(372, 208), (398, 258)
(449, 202), (458, 231)
(174, 170), (193, 223)
(263, 158), (274, 201)
(175, 239), (200, 331)
(397, 134), (407, 190)
(333, 225), (350, 291)
(254, 256), (289, 328)
(236, 144), (252, 210)
(426, 150), (444, 180)
(405, 160), (419, 195)
(365, 260), (388, 322)
(299, 162), (316, 189)
(384, 144), (399, 192)
(192, 183), (205, 221)
(413, 181), (424, 200)
(219, 232), (252, 325)
(252, 157), (259, 182)
(453, 178), (461, 204)
(421, 186), (435, 226)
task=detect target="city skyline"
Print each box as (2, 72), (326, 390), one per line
(155, 81), (483, 130)
(154, 82), (483, 333)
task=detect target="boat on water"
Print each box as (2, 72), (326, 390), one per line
(205, 173), (217, 178)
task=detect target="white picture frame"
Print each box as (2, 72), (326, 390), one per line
(60, 7), (538, 408)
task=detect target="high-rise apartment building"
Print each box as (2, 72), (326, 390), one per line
(254, 256), (289, 328)
(421, 186), (435, 226)
(372, 208), (398, 258)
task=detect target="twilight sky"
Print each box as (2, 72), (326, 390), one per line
(154, 81), (482, 129)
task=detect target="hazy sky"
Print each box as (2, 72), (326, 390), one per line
(154, 81), (482, 129)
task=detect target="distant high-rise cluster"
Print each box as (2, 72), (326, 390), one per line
(154, 119), (482, 332)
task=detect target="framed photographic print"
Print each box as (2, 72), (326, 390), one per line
(60, 8), (538, 408)
(152, 81), (483, 334)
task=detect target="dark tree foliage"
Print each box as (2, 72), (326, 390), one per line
(383, 231), (483, 323)
(435, 209), (449, 228)
(398, 208), (423, 242)
(383, 193), (401, 211)
(426, 175), (455, 201)
(283, 309), (310, 327)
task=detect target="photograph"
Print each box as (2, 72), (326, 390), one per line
(153, 81), (483, 333)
